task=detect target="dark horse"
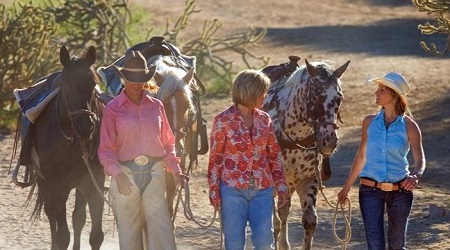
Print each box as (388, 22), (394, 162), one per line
(25, 46), (105, 250)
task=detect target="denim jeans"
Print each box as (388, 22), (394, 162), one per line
(359, 185), (414, 250)
(220, 183), (274, 250)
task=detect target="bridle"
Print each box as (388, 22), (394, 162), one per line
(56, 80), (98, 145)
(277, 70), (342, 152)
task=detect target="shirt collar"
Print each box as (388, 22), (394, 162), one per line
(116, 91), (157, 106)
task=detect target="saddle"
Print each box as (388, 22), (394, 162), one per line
(11, 73), (112, 188)
(262, 56), (331, 181)
(262, 55), (300, 82)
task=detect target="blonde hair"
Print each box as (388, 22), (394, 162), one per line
(231, 69), (270, 108)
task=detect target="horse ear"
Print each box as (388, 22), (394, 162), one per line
(183, 68), (195, 85)
(85, 46), (97, 66)
(153, 72), (164, 87)
(333, 60), (351, 79)
(305, 59), (318, 77)
(60, 46), (70, 66)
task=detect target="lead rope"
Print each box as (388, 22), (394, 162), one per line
(80, 141), (119, 227)
(169, 158), (223, 248)
(315, 156), (352, 249)
(332, 197), (352, 250)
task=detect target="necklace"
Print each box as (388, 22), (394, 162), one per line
(384, 118), (395, 128)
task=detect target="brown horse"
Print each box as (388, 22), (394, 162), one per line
(22, 46), (105, 250)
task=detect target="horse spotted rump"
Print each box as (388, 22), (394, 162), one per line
(262, 58), (350, 250)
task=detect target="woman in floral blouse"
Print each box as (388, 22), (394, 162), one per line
(207, 69), (289, 250)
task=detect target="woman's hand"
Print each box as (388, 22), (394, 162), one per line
(115, 172), (133, 196)
(401, 174), (420, 191)
(337, 187), (350, 205)
(173, 173), (189, 188)
(277, 191), (290, 208)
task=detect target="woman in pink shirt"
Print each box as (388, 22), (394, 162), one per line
(98, 51), (184, 250)
(208, 69), (289, 250)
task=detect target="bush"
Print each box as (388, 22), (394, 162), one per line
(412, 0), (450, 56)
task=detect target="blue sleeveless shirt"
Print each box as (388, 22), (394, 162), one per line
(360, 109), (410, 182)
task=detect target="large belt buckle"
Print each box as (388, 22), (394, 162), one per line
(134, 155), (149, 166)
(379, 182), (393, 191)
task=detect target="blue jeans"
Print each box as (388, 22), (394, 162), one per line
(220, 183), (274, 250)
(359, 185), (414, 250)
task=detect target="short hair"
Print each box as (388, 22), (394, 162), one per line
(231, 69), (270, 108)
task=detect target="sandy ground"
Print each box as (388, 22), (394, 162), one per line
(1, 0), (450, 249)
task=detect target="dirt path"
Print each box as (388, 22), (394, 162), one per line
(1, 0), (450, 249)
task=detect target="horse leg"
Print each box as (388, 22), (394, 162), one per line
(277, 197), (292, 250)
(165, 172), (176, 222)
(298, 181), (318, 250)
(72, 189), (87, 250)
(45, 204), (59, 250)
(273, 202), (281, 249)
(86, 194), (105, 250)
(85, 176), (105, 250)
(44, 193), (71, 250)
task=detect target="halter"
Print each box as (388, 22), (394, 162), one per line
(56, 81), (98, 144)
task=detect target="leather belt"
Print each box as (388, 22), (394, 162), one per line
(120, 155), (162, 167)
(360, 178), (403, 192)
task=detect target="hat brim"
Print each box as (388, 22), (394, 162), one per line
(367, 77), (408, 106)
(113, 65), (156, 84)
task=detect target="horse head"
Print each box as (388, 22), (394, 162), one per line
(304, 59), (350, 156)
(59, 45), (100, 142)
(149, 55), (197, 160)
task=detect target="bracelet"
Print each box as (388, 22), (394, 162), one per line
(411, 172), (422, 179)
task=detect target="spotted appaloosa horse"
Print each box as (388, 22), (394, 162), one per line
(262, 59), (350, 250)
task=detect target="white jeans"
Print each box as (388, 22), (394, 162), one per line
(111, 162), (176, 250)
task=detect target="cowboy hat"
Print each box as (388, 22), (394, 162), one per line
(367, 72), (410, 106)
(113, 50), (156, 84)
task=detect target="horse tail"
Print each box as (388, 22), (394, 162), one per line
(25, 179), (45, 222)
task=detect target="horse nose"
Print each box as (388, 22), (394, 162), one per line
(319, 135), (338, 156)
(74, 116), (96, 140)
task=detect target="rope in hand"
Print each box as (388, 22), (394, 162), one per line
(332, 197), (352, 250)
(315, 156), (352, 249)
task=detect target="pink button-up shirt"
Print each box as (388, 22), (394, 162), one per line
(98, 91), (181, 177)
(207, 105), (288, 205)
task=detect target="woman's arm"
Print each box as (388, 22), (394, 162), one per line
(337, 115), (373, 203)
(401, 116), (426, 191)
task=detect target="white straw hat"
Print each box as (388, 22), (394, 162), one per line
(367, 72), (410, 106)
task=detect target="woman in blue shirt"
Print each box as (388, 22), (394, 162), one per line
(338, 72), (426, 250)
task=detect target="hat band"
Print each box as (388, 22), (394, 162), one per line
(121, 67), (148, 73)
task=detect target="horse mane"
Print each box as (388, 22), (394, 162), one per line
(148, 55), (196, 113)
(285, 60), (337, 89)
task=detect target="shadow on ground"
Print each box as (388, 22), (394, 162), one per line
(264, 19), (448, 57)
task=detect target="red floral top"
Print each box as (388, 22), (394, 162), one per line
(207, 105), (288, 206)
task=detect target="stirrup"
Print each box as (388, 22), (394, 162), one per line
(12, 163), (35, 188)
